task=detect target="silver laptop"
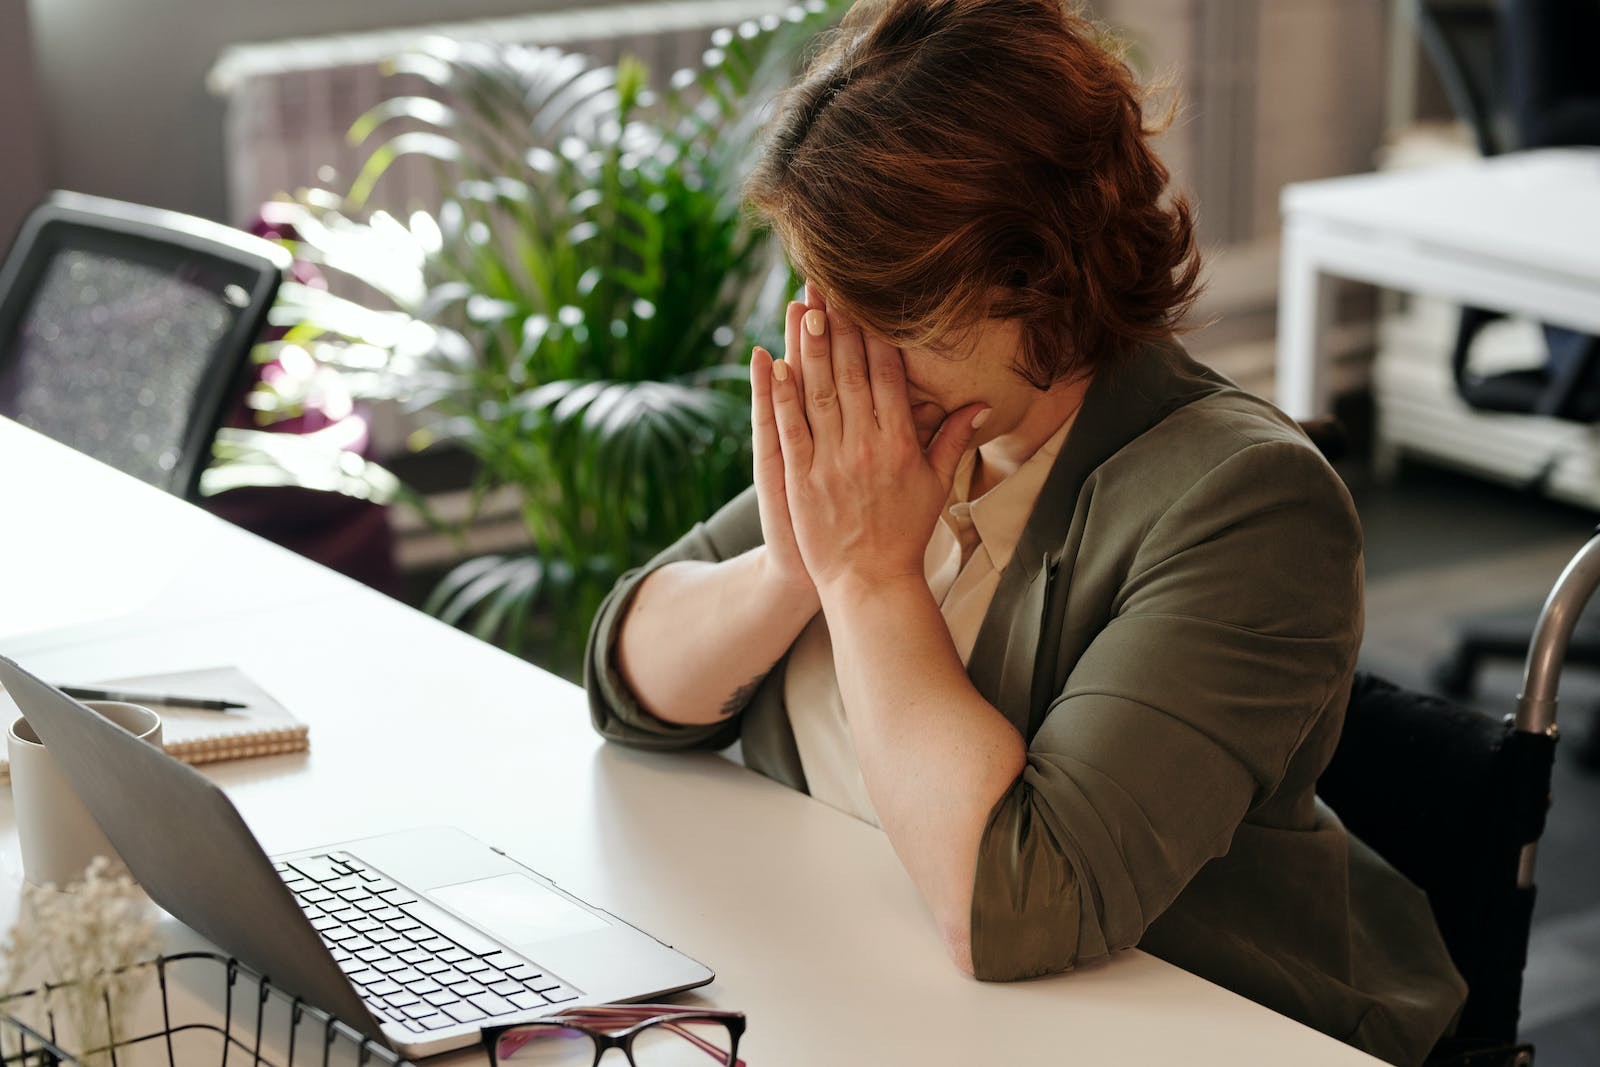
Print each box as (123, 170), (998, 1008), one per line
(0, 655), (713, 1058)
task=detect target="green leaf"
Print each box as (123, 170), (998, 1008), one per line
(348, 132), (464, 209)
(347, 96), (458, 145)
(468, 557), (545, 642)
(423, 553), (507, 617)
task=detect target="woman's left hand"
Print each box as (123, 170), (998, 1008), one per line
(765, 303), (989, 596)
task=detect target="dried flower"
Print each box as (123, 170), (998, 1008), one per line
(0, 857), (159, 1067)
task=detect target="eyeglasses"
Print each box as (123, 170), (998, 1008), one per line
(482, 1004), (746, 1067)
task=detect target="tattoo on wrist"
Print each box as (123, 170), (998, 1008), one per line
(719, 673), (766, 718)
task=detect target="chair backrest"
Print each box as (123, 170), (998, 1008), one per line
(1317, 671), (1556, 1057)
(1413, 0), (1516, 157)
(0, 191), (290, 499)
(1501, 0), (1600, 150)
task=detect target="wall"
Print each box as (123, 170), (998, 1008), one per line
(1101, 0), (1388, 249)
(0, 0), (48, 249)
(22, 0), (581, 225)
(1094, 0), (1389, 395)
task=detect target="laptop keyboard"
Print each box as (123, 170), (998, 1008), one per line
(276, 850), (581, 1034)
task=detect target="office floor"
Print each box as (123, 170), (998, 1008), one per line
(1349, 458), (1600, 1065)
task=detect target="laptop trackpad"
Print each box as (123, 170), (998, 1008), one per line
(431, 873), (610, 949)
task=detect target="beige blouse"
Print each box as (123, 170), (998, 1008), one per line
(784, 415), (1077, 826)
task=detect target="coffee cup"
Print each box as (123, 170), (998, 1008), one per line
(8, 701), (163, 887)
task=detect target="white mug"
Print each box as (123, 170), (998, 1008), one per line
(8, 701), (163, 887)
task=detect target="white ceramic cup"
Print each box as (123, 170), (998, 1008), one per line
(8, 700), (163, 887)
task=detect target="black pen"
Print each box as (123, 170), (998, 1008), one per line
(59, 686), (247, 712)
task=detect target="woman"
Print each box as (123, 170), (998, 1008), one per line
(585, 1), (1467, 1062)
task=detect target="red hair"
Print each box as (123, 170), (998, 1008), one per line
(745, 0), (1203, 386)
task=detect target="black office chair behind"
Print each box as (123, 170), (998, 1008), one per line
(0, 191), (290, 500)
(1412, 0), (1600, 422)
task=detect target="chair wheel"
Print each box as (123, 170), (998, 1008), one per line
(1431, 650), (1476, 700)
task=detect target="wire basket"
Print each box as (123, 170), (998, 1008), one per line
(0, 952), (420, 1067)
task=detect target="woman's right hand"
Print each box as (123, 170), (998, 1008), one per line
(750, 293), (821, 609)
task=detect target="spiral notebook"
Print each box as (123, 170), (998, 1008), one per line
(0, 666), (308, 783)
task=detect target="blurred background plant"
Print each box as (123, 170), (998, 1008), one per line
(218, 0), (845, 676)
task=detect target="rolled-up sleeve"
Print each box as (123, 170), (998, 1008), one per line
(970, 440), (1363, 980)
(585, 485), (766, 750)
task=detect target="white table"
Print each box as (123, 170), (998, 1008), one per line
(0, 418), (1382, 1065)
(1275, 148), (1600, 419)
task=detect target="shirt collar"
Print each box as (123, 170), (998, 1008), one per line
(944, 413), (1077, 571)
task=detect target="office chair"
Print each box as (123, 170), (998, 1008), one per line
(1320, 529), (1600, 1065)
(1321, 674), (1549, 1066)
(0, 191), (290, 500)
(1414, 2), (1600, 747)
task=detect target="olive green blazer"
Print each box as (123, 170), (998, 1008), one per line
(585, 339), (1467, 1066)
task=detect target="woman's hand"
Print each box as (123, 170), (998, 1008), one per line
(763, 303), (988, 596)
(758, 298), (1022, 969)
(748, 292), (822, 607)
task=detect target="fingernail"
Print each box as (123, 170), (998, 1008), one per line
(972, 408), (991, 429)
(772, 359), (790, 383)
(804, 309), (827, 336)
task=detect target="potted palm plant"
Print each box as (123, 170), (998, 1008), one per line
(223, 2), (844, 675)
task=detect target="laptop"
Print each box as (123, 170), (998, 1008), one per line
(0, 655), (714, 1058)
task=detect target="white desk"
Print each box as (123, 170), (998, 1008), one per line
(0, 422), (346, 648)
(0, 419), (1381, 1065)
(1276, 148), (1600, 419)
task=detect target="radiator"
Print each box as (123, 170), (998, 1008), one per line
(207, 0), (801, 227)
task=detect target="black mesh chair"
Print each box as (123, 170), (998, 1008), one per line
(0, 191), (290, 500)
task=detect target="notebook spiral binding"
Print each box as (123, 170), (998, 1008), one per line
(0, 952), (418, 1067)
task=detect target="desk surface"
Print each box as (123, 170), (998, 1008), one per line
(0, 419), (1381, 1065)
(1282, 148), (1600, 283)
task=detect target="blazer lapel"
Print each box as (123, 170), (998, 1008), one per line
(967, 556), (1051, 736)
(966, 339), (1235, 736)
